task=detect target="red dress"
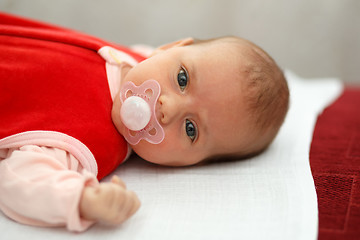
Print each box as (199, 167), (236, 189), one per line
(0, 12), (145, 179)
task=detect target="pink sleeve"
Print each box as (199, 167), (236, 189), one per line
(0, 145), (99, 232)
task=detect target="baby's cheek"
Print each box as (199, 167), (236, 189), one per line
(132, 141), (171, 165)
(130, 142), (155, 161)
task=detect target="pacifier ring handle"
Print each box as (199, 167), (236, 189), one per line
(120, 96), (151, 131)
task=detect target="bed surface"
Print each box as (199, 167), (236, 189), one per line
(0, 72), (346, 239)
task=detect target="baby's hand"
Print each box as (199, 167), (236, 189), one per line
(80, 175), (140, 225)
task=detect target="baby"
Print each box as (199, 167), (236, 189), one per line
(0, 13), (288, 232)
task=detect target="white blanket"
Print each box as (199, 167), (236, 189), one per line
(0, 71), (343, 240)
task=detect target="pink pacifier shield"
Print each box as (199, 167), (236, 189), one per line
(120, 79), (165, 145)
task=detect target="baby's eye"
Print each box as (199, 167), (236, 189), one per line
(185, 119), (197, 142)
(177, 67), (189, 91)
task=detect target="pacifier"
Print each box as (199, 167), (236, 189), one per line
(119, 79), (165, 145)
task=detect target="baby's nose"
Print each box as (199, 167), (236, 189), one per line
(158, 95), (183, 125)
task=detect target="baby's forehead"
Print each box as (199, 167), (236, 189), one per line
(194, 37), (252, 54)
(204, 97), (251, 156)
(193, 40), (251, 70)
(190, 46), (246, 99)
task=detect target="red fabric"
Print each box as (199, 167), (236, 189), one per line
(310, 87), (360, 240)
(0, 12), (146, 179)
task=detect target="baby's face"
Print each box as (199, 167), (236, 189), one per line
(112, 41), (252, 166)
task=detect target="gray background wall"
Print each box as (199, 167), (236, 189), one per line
(1, 0), (359, 84)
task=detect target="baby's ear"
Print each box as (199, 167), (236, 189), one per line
(150, 37), (194, 56)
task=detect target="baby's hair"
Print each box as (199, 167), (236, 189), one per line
(193, 36), (289, 162)
(240, 38), (289, 152)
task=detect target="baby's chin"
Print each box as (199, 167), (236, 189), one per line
(120, 63), (133, 82)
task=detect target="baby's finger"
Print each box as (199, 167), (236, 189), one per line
(111, 175), (127, 189)
(126, 191), (141, 218)
(113, 191), (140, 224)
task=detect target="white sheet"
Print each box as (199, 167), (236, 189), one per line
(0, 71), (343, 239)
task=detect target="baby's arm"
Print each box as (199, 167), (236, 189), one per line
(0, 145), (139, 231)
